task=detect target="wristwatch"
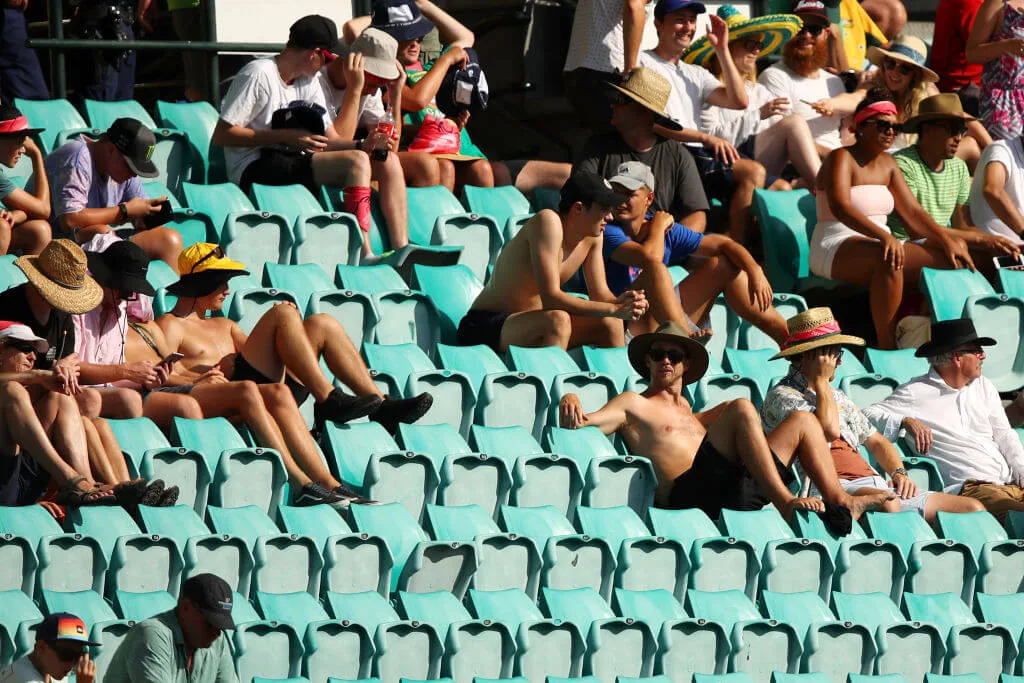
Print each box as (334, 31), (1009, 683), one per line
(891, 467), (909, 478)
(117, 202), (129, 225)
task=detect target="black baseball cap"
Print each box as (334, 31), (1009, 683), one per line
(107, 118), (159, 179)
(87, 240), (156, 297)
(288, 14), (340, 55)
(560, 171), (630, 209)
(181, 573), (236, 630)
(36, 613), (100, 646)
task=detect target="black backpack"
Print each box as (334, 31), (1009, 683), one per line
(436, 47), (489, 118)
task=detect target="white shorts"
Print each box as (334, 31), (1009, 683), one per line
(809, 220), (861, 279)
(812, 474), (931, 516)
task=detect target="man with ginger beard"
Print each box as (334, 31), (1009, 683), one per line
(758, 0), (846, 158)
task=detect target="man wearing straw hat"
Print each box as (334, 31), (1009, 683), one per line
(761, 308), (983, 521)
(559, 320), (895, 523)
(575, 67), (710, 233)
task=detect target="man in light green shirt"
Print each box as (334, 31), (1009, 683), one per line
(104, 573), (237, 683)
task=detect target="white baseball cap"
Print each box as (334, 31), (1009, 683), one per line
(0, 320), (48, 352)
(609, 161), (657, 192)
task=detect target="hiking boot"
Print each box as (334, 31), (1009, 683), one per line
(314, 389), (382, 427)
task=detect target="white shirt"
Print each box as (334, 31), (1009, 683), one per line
(863, 369), (1024, 490)
(0, 656), (67, 683)
(700, 81), (775, 148)
(218, 57), (336, 185)
(757, 62), (845, 151)
(638, 49), (721, 135)
(564, 0), (654, 74)
(968, 138), (1024, 246)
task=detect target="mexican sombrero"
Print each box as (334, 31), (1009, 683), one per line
(682, 4), (802, 67)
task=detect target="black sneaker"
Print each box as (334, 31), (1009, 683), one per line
(314, 389), (383, 427)
(157, 485), (179, 507)
(333, 483), (377, 505)
(369, 393), (433, 434)
(138, 479), (166, 507)
(294, 482), (352, 510)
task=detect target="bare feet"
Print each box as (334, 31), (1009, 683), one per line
(780, 496), (825, 520)
(845, 490), (898, 519)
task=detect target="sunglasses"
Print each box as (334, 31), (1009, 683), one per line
(4, 339), (36, 354)
(930, 120), (969, 137)
(798, 22), (827, 37)
(866, 119), (904, 135)
(740, 38), (765, 52)
(50, 644), (85, 662)
(190, 246), (226, 274)
(882, 58), (915, 76)
(648, 347), (686, 364)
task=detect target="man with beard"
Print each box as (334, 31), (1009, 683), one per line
(759, 0), (846, 157)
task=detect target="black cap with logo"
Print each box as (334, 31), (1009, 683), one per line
(106, 118), (159, 179)
(560, 171), (630, 209)
(288, 14), (340, 54)
(181, 573), (236, 630)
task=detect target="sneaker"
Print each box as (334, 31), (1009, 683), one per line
(314, 389), (383, 427)
(370, 392), (433, 434)
(408, 115), (460, 155)
(138, 479), (166, 507)
(294, 482), (352, 510)
(157, 485), (179, 507)
(332, 483), (378, 505)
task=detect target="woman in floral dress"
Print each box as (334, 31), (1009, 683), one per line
(968, 0), (1024, 140)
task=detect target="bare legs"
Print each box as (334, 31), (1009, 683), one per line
(859, 0), (907, 38)
(497, 309), (624, 350)
(755, 115), (822, 188)
(0, 219), (51, 255)
(130, 227), (184, 274)
(372, 152), (410, 250)
(727, 159), (765, 244)
(828, 238), (903, 349)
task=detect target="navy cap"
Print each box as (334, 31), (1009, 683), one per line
(371, 0), (435, 41)
(654, 0), (707, 19)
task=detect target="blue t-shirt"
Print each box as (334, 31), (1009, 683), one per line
(602, 218), (703, 295)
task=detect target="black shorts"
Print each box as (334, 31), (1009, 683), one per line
(663, 435), (794, 518)
(0, 453), (48, 507)
(456, 309), (511, 352)
(239, 148), (316, 194)
(690, 147), (781, 203)
(231, 355), (312, 406)
(142, 384), (196, 399)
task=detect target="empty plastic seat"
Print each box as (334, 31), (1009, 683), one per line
(180, 533), (257, 623)
(0, 589), (42, 665)
(0, 534), (36, 596)
(919, 267), (997, 322)
(36, 532), (116, 626)
(303, 619), (374, 682)
(412, 264), (483, 343)
(66, 506), (142, 557)
(508, 345), (585, 391)
(0, 505), (61, 556)
(864, 348), (929, 384)
(251, 183), (362, 270)
(137, 504), (211, 552)
(543, 587), (657, 683)
(963, 293), (1024, 391)
(233, 621), (304, 682)
(691, 372), (763, 412)
(337, 264), (441, 354)
(322, 531), (394, 599)
(839, 373), (900, 408)
(350, 502), (476, 598)
(576, 506), (687, 601)
(426, 504), (541, 599)
(107, 533), (183, 621)
(156, 100), (226, 183)
(437, 344), (549, 437)
(462, 185), (531, 231)
(686, 590), (801, 683)
(14, 98), (89, 153)
(612, 588), (687, 637)
(467, 588), (586, 683)
(581, 346), (640, 391)
(903, 592), (1015, 681)
(761, 590), (875, 681)
(719, 508), (833, 598)
(976, 593), (1024, 644)
(253, 533), (327, 634)
(724, 348), (789, 399)
(936, 511), (1024, 594)
(206, 505), (279, 549)
(320, 421), (439, 520)
(864, 511), (977, 605)
(501, 504), (615, 600)
(400, 423), (512, 517)
(470, 425), (584, 518)
(277, 504), (351, 551)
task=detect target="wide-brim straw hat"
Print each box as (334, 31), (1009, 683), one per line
(903, 92), (977, 134)
(608, 68), (683, 131)
(770, 307), (865, 360)
(683, 4), (802, 68)
(15, 239), (102, 315)
(628, 320), (710, 385)
(867, 35), (939, 84)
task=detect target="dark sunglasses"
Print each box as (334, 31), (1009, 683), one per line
(190, 246), (226, 274)
(931, 120), (969, 137)
(866, 119), (904, 135)
(798, 22), (827, 37)
(50, 644), (85, 662)
(740, 38), (765, 51)
(4, 339), (37, 354)
(882, 58), (915, 76)
(648, 347), (686, 364)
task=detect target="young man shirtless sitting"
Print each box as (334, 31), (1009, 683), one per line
(559, 321), (895, 522)
(456, 171), (649, 351)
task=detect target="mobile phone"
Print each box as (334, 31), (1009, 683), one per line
(142, 199), (173, 230)
(160, 352), (184, 366)
(993, 254), (1024, 271)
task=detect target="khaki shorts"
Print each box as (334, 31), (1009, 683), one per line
(959, 480), (1024, 521)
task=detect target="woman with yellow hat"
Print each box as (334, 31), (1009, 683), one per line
(685, 5), (821, 189)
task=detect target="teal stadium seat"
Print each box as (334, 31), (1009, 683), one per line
(138, 504), (211, 552)
(277, 504), (350, 551)
(0, 533), (36, 596)
(0, 255), (27, 293)
(407, 185), (502, 282)
(180, 533), (258, 625)
(66, 506), (141, 556)
(107, 533), (183, 621)
(206, 504), (279, 549)
(839, 373), (900, 409)
(337, 264), (441, 354)
(253, 534), (329, 635)
(976, 593), (1024, 646)
(302, 619), (374, 682)
(936, 511), (1024, 595)
(36, 532), (117, 627)
(156, 100), (227, 183)
(14, 98), (89, 153)
(751, 188), (832, 293)
(412, 264), (483, 344)
(581, 346), (641, 391)
(462, 185), (532, 235)
(864, 348), (930, 384)
(0, 504), (63, 552)
(0, 589), (41, 665)
(919, 267), (997, 322)
(233, 621), (304, 683)
(611, 587), (687, 638)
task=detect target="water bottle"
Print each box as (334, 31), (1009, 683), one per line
(373, 107), (394, 162)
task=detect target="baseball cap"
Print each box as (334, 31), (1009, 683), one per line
(654, 0), (707, 20)
(609, 161), (657, 192)
(181, 573), (236, 630)
(792, 0), (830, 23)
(36, 613), (100, 646)
(288, 14), (340, 57)
(561, 171), (630, 209)
(107, 118), (159, 179)
(0, 320), (48, 353)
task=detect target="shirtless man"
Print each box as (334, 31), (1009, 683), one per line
(456, 171), (649, 351)
(559, 320), (895, 521)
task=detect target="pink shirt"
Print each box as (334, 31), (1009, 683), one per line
(74, 299), (127, 382)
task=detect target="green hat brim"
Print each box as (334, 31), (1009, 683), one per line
(682, 14), (803, 68)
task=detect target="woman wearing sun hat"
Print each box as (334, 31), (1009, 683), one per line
(686, 5), (822, 189)
(761, 307), (983, 521)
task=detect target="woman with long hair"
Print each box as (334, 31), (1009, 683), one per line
(811, 97), (974, 348)
(966, 0), (1024, 141)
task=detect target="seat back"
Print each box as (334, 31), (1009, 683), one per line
(156, 100), (226, 183)
(413, 264), (483, 343)
(751, 189), (814, 292)
(919, 267), (996, 321)
(14, 98), (87, 153)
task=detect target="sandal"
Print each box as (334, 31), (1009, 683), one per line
(55, 476), (117, 507)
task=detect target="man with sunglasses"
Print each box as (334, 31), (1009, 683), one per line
(891, 94), (1019, 259)
(759, 0), (847, 157)
(863, 318), (1024, 520)
(0, 612), (97, 683)
(559, 321), (895, 524)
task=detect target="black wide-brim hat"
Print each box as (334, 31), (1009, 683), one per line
(165, 269), (248, 298)
(628, 320), (710, 385)
(915, 318), (996, 358)
(86, 241), (156, 297)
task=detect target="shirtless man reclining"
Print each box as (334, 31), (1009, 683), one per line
(456, 171), (649, 351)
(559, 321), (895, 522)
(156, 244), (432, 508)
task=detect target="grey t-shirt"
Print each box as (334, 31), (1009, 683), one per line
(574, 132), (710, 221)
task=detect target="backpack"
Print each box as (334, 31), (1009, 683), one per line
(436, 47), (489, 118)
